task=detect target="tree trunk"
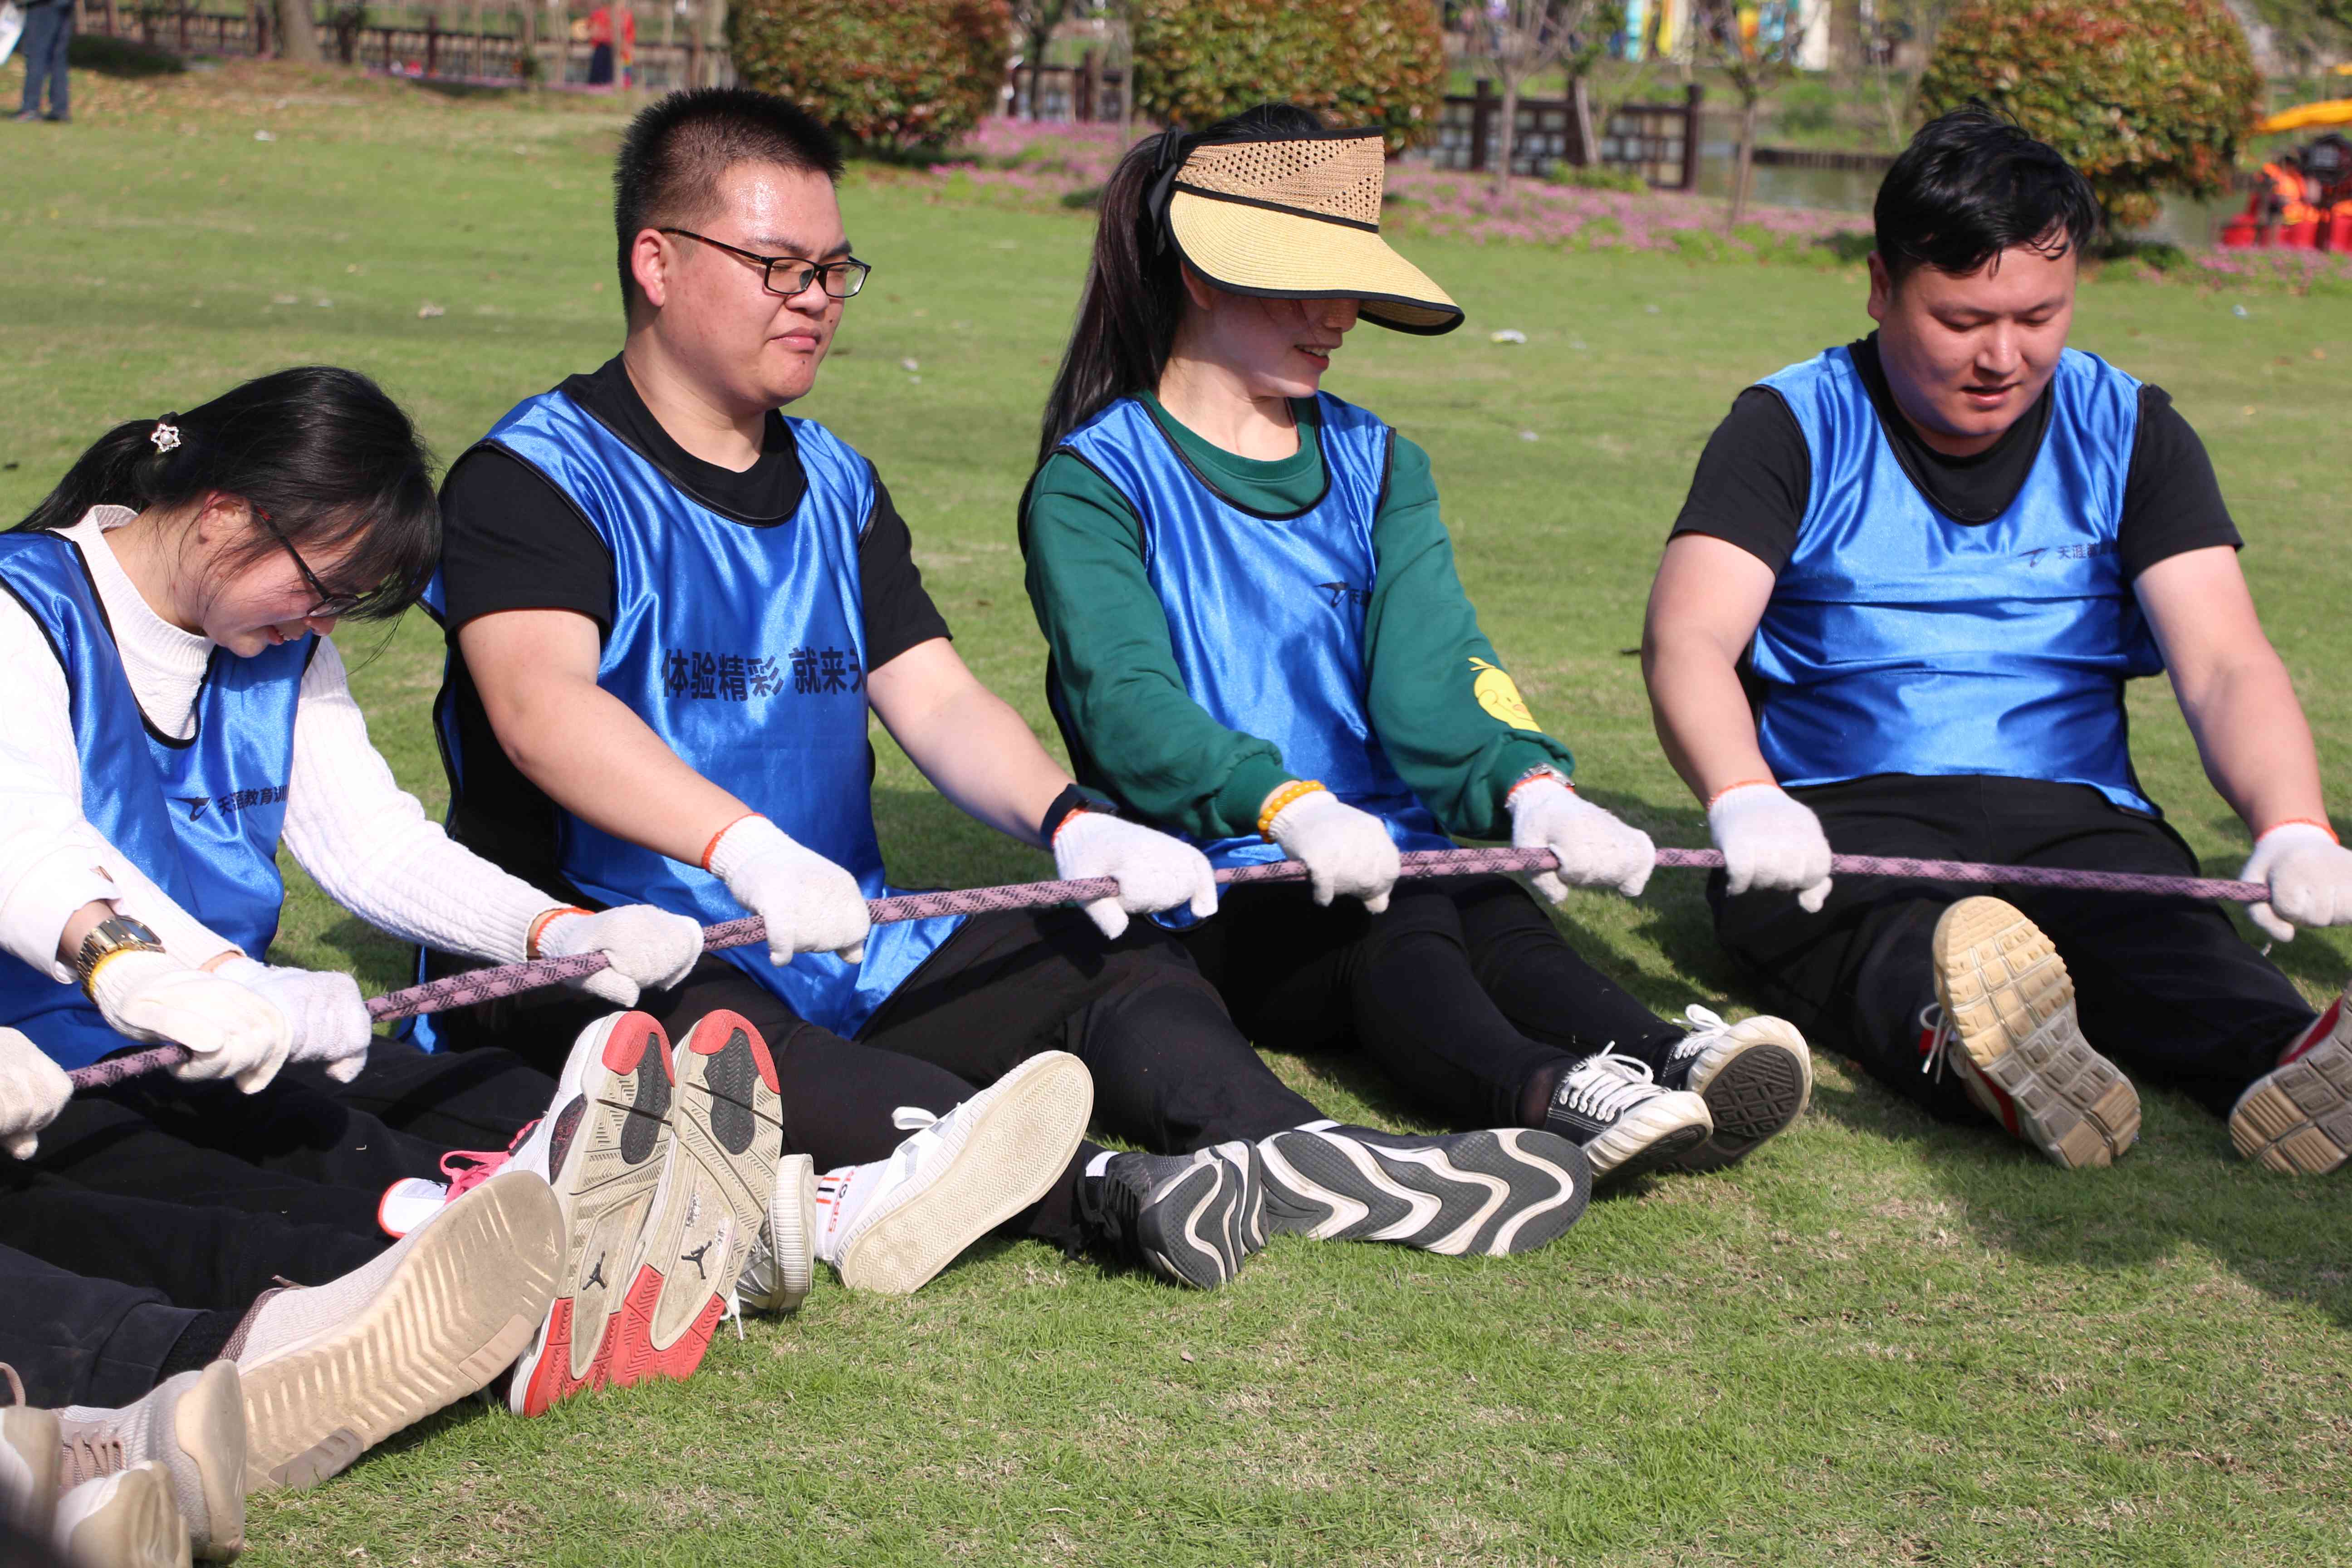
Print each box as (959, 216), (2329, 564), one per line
(276, 0), (322, 60)
(1490, 74), (1519, 197)
(1726, 92), (1758, 228)
(1569, 72), (1596, 167)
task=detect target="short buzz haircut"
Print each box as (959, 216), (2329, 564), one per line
(613, 88), (845, 318)
(1873, 106), (2102, 285)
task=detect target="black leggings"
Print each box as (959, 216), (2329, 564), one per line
(428, 906), (1324, 1252)
(1180, 874), (1688, 1129)
(1710, 774), (2318, 1120)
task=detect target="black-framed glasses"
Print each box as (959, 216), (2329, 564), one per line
(254, 508), (364, 619)
(658, 228), (872, 299)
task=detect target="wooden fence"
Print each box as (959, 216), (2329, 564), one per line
(1003, 56), (1126, 125)
(1426, 79), (1704, 190)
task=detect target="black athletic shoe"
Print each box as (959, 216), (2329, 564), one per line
(1542, 1054), (1712, 1182)
(1654, 1005), (1813, 1172)
(1080, 1144), (1262, 1290)
(1256, 1125), (1590, 1255)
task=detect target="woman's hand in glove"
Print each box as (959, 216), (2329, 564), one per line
(0, 1027), (71, 1159)
(1706, 780), (1834, 914)
(2240, 820), (2352, 942)
(1507, 773), (1654, 902)
(706, 814), (872, 965)
(88, 950), (292, 1093)
(535, 903), (706, 1006)
(1266, 789), (1400, 913)
(213, 957), (373, 1083)
(1051, 811), (1219, 939)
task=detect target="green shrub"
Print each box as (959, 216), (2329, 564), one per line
(1547, 162), (1648, 194)
(66, 33), (185, 76)
(1918, 0), (2259, 231)
(1131, 0), (1446, 153)
(728, 0), (1010, 153)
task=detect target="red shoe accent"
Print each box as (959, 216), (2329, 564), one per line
(599, 1264), (723, 1392)
(516, 1297), (609, 1418)
(601, 1013), (671, 1078)
(682, 1009), (780, 1094)
(2282, 995), (2343, 1068)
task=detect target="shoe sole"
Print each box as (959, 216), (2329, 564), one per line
(172, 1361), (247, 1562)
(838, 1051), (1093, 1295)
(511, 1013), (677, 1418)
(601, 1011), (784, 1392)
(1260, 1127), (1591, 1254)
(1673, 1022), (1813, 1173)
(1933, 897), (2140, 1169)
(2, 1406), (63, 1538)
(1577, 1091), (1713, 1183)
(1127, 1146), (1259, 1289)
(742, 1153), (818, 1315)
(2230, 1024), (2352, 1175)
(241, 1171), (563, 1490)
(59, 1464), (191, 1568)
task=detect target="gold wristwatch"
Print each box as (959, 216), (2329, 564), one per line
(75, 915), (166, 998)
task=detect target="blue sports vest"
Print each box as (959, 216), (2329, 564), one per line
(423, 392), (957, 1039)
(1750, 345), (2162, 813)
(0, 533), (309, 1070)
(1057, 394), (1454, 867)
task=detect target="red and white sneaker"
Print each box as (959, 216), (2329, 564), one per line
(505, 1010), (679, 1417)
(2230, 991), (2352, 1174)
(598, 1011), (784, 1396)
(1926, 897), (2139, 1169)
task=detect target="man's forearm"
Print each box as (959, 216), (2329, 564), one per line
(500, 677), (756, 867)
(1643, 632), (1775, 804)
(2179, 655), (2329, 837)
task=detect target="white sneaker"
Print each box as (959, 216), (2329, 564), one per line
(816, 1051), (1093, 1294)
(56, 1362), (244, 1561)
(229, 1169), (563, 1489)
(737, 1152), (817, 1315)
(51, 1462), (190, 1568)
(1541, 1052), (1712, 1181)
(1656, 1005), (1813, 1171)
(0, 1366), (61, 1539)
(2230, 987), (2352, 1174)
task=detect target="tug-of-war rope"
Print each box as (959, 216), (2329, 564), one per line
(64, 847), (2267, 1092)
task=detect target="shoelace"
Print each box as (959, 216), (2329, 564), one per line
(59, 1431), (125, 1490)
(1668, 1004), (1732, 1063)
(437, 1116), (537, 1203)
(1918, 1003), (1954, 1083)
(1558, 1052), (1667, 1120)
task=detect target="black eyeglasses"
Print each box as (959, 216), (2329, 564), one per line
(254, 508), (364, 619)
(658, 228), (872, 299)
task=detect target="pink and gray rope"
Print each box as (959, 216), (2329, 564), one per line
(61, 848), (2268, 1091)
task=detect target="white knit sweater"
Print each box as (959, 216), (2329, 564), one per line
(0, 508), (556, 982)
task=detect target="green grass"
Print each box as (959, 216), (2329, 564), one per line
(6, 64), (2352, 1568)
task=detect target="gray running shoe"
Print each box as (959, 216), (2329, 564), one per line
(1258, 1124), (1590, 1254)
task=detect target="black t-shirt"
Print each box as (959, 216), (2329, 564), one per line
(1670, 333), (2242, 579)
(432, 355), (951, 897)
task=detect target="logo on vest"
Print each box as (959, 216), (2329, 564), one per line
(175, 786), (290, 824)
(662, 646), (863, 701)
(1317, 582), (1372, 609)
(1468, 657), (1541, 732)
(2019, 540), (2117, 568)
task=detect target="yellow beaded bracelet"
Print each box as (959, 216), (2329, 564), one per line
(1257, 779), (1328, 841)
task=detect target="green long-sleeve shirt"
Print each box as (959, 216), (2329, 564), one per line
(1020, 393), (1574, 844)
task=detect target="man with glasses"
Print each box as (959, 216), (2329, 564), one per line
(422, 88), (1348, 1292)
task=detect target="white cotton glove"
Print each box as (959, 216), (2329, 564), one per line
(536, 903), (706, 1007)
(1707, 780), (1834, 914)
(86, 949), (293, 1094)
(707, 814), (872, 965)
(1050, 809), (1220, 940)
(0, 1027), (71, 1160)
(2239, 820), (2352, 942)
(214, 957), (374, 1083)
(1267, 789), (1401, 913)
(1507, 774), (1655, 902)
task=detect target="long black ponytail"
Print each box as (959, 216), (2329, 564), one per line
(15, 365), (440, 622)
(1036, 102), (1331, 466)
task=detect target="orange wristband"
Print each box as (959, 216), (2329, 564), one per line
(701, 812), (761, 872)
(1257, 780), (1327, 841)
(1705, 778), (1777, 810)
(2262, 816), (2340, 844)
(1508, 767), (1570, 803)
(527, 906), (592, 960)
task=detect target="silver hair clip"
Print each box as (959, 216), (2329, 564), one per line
(150, 421), (181, 455)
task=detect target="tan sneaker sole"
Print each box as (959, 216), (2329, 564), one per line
(56, 1463), (191, 1568)
(242, 1171), (563, 1490)
(838, 1051), (1093, 1295)
(1932, 897), (2140, 1169)
(2230, 1024), (2352, 1175)
(172, 1361), (247, 1561)
(1, 1402), (63, 1537)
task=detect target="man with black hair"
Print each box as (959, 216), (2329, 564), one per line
(427, 88), (1593, 1291)
(1643, 107), (2352, 1175)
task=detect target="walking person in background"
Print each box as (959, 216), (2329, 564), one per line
(1644, 107), (2352, 1175)
(12, 0), (69, 124)
(1022, 103), (1814, 1187)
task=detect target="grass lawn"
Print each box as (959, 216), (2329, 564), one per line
(6, 63), (2352, 1568)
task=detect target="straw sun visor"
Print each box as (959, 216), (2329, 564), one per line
(1166, 130), (1463, 335)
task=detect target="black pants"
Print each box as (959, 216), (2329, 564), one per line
(1181, 875), (1689, 1128)
(2, 1241), (206, 1411)
(1710, 774), (2318, 1121)
(429, 907), (1323, 1251)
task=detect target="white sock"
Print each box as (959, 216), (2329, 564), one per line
(1083, 1151), (1113, 1180)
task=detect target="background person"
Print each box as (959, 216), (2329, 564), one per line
(10, 0), (68, 124)
(1022, 104), (1814, 1188)
(1643, 107), (2352, 1175)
